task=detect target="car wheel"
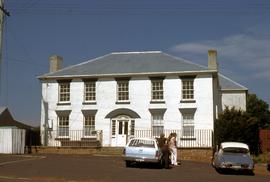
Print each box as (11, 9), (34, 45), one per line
(125, 161), (132, 167)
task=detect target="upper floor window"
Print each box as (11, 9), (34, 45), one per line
(181, 78), (194, 100)
(151, 79), (164, 101)
(84, 81), (96, 102)
(117, 80), (129, 101)
(58, 81), (71, 102)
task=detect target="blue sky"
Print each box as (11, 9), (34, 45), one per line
(1, 0), (270, 126)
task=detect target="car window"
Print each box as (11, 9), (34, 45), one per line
(222, 147), (249, 154)
(129, 139), (155, 148)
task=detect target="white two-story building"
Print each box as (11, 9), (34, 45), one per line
(38, 50), (247, 147)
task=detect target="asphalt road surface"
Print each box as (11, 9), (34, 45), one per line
(0, 154), (269, 182)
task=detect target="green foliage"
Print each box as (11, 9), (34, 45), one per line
(214, 107), (260, 155)
(247, 94), (270, 129)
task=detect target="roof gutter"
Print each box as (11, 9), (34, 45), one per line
(37, 70), (218, 81)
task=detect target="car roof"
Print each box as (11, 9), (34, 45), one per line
(129, 137), (156, 141)
(221, 142), (249, 150)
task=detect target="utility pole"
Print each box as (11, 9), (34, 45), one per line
(0, 0), (10, 102)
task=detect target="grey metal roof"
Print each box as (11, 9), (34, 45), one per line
(39, 51), (210, 79)
(38, 51), (247, 91)
(219, 74), (247, 91)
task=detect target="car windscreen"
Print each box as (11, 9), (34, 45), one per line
(222, 147), (249, 154)
(128, 139), (155, 148)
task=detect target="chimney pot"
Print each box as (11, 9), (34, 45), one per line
(208, 50), (218, 70)
(49, 55), (63, 73)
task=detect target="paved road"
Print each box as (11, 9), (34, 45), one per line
(0, 154), (269, 182)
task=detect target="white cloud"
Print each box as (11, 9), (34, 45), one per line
(169, 33), (270, 80)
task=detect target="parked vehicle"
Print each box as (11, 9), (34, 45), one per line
(212, 142), (254, 173)
(123, 138), (162, 167)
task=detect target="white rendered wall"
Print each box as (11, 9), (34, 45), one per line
(222, 91), (247, 111)
(41, 74), (215, 146)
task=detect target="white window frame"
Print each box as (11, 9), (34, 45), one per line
(117, 80), (129, 101)
(151, 113), (164, 137)
(57, 115), (69, 138)
(59, 82), (70, 103)
(182, 113), (195, 138)
(151, 80), (164, 101)
(84, 81), (96, 102)
(181, 79), (194, 100)
(111, 120), (116, 137)
(84, 115), (95, 137)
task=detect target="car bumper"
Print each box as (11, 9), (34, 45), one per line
(217, 164), (254, 171)
(124, 156), (160, 163)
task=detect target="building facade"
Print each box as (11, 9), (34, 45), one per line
(38, 50), (247, 147)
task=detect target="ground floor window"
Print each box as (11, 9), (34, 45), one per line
(58, 116), (69, 137)
(152, 114), (164, 137)
(84, 115), (95, 136)
(182, 113), (195, 137)
(111, 120), (116, 136)
(130, 120), (135, 136)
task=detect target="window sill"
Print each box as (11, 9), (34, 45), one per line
(83, 101), (97, 105)
(180, 100), (196, 103)
(116, 101), (130, 104)
(150, 100), (165, 104)
(180, 137), (196, 141)
(57, 102), (71, 106)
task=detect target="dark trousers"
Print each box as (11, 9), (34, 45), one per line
(162, 147), (170, 168)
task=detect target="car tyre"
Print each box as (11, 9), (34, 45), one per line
(125, 161), (132, 168)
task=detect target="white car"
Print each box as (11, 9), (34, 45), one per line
(123, 138), (162, 167)
(212, 142), (254, 173)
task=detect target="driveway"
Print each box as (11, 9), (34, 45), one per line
(0, 154), (269, 182)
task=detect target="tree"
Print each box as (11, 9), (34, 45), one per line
(214, 107), (260, 155)
(247, 94), (270, 129)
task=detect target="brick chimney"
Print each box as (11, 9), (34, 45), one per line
(208, 50), (218, 70)
(49, 55), (63, 73)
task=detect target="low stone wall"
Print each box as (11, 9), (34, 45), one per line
(28, 146), (213, 162)
(178, 148), (213, 163)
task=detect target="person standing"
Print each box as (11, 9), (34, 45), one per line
(168, 133), (178, 165)
(157, 133), (170, 169)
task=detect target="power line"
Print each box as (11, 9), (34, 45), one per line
(5, 1), (270, 16)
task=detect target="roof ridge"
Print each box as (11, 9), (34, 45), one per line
(111, 51), (162, 54)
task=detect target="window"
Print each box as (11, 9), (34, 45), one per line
(58, 115), (69, 137)
(151, 80), (164, 101)
(182, 113), (195, 137)
(130, 120), (135, 136)
(84, 81), (96, 102)
(152, 114), (164, 137)
(117, 81), (129, 101)
(182, 79), (194, 100)
(84, 115), (95, 136)
(59, 82), (70, 102)
(111, 120), (116, 136)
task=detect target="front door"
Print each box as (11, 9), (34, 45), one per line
(116, 120), (129, 146)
